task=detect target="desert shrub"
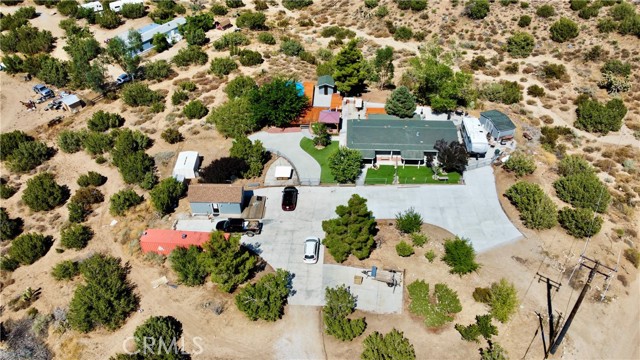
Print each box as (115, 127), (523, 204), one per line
(480, 80), (522, 104)
(395, 207), (423, 234)
(504, 63), (519, 74)
(121, 83), (164, 107)
(506, 32), (535, 58)
(183, 100), (209, 119)
(60, 224), (93, 249)
(169, 245), (207, 286)
(171, 90), (189, 105)
(583, 45), (605, 62)
(558, 207), (603, 238)
(376, 5), (389, 16)
(443, 237), (480, 275)
(536, 4), (555, 18)
(257, 32), (276, 44)
(365, 0), (378, 8)
(0, 182), (17, 200)
(550, 17), (579, 42)
(235, 269), (292, 321)
(213, 33), (249, 50)
(526, 84), (545, 97)
(575, 98), (627, 134)
(6, 140), (52, 172)
(601, 59), (631, 77)
(407, 280), (462, 327)
(87, 111), (124, 132)
(82, 132), (113, 155)
(598, 72), (631, 94)
(393, 26), (413, 41)
(570, 0), (589, 11)
(225, 76), (258, 100)
(579, 4), (601, 19)
(238, 49), (263, 66)
(396, 241), (415, 257)
(466, 0), (490, 19)
(299, 51), (316, 64)
(473, 287), (492, 303)
(236, 11), (266, 30)
(470, 56), (487, 70)
(143, 59), (173, 80)
(209, 57), (237, 76)
(361, 329), (415, 360)
(558, 155), (593, 176)
(411, 233), (428, 247)
(211, 3), (228, 15)
(425, 250), (436, 262)
(610, 1), (636, 20)
(77, 171), (106, 187)
(226, 0), (244, 7)
(51, 260), (80, 281)
(161, 128), (183, 144)
(280, 39), (305, 56)
(624, 248), (640, 268)
(0, 208), (22, 241)
(554, 172), (611, 213)
(150, 177), (186, 215)
(597, 17), (618, 33)
(109, 189), (144, 216)
(282, 0), (312, 10)
(489, 279), (519, 323)
(323, 285), (367, 341)
(1, 130), (33, 161)
(540, 63), (567, 80)
(518, 15), (531, 27)
(8, 233), (52, 265)
(22, 173), (66, 212)
(172, 45), (208, 67)
(503, 152), (536, 176)
(505, 181), (558, 229)
(455, 314), (498, 343)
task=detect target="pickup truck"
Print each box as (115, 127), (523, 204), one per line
(215, 218), (262, 237)
(33, 84), (54, 99)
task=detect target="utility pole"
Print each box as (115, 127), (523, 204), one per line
(549, 257), (616, 355)
(535, 273), (561, 358)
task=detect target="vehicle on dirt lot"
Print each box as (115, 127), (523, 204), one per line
(33, 84), (54, 98)
(215, 218), (262, 237)
(116, 73), (131, 85)
(282, 186), (298, 211)
(303, 237), (320, 264)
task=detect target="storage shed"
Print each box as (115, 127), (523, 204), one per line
(60, 94), (83, 113)
(480, 110), (516, 140)
(172, 151), (200, 179)
(188, 184), (244, 216)
(140, 229), (211, 255)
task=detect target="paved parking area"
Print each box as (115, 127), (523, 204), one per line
(175, 167), (521, 312)
(249, 131), (320, 181)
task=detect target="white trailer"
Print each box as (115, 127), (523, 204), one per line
(172, 151), (200, 179)
(110, 0), (144, 13)
(81, 1), (104, 12)
(461, 116), (489, 156)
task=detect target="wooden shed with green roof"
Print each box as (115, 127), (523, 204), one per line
(480, 110), (516, 140)
(345, 118), (459, 165)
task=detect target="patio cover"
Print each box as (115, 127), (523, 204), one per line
(275, 166), (293, 179)
(319, 110), (340, 124)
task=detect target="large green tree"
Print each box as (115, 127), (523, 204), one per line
(373, 46), (394, 89)
(68, 254), (138, 332)
(169, 245), (208, 286)
(505, 181), (558, 229)
(328, 147), (362, 183)
(489, 278), (519, 323)
(385, 86), (416, 118)
(250, 78), (309, 127)
(575, 97), (627, 134)
(150, 177), (186, 215)
(202, 231), (257, 292)
(361, 329), (416, 360)
(324, 285), (367, 341)
(230, 136), (267, 178)
(434, 139), (468, 173)
(207, 97), (258, 138)
(332, 39), (368, 95)
(132, 316), (187, 359)
(322, 194), (377, 262)
(236, 269), (292, 321)
(21, 172), (66, 212)
(553, 172), (611, 213)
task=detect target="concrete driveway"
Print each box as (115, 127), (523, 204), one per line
(249, 131), (320, 182)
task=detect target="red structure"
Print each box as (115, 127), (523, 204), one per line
(140, 229), (212, 255)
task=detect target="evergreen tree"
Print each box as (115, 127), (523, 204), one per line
(236, 269), (292, 321)
(385, 86), (416, 118)
(361, 329), (416, 360)
(323, 285), (367, 341)
(322, 194), (377, 262)
(250, 78), (309, 127)
(150, 177), (186, 215)
(21, 172), (66, 212)
(202, 231), (256, 292)
(373, 46), (394, 89)
(132, 316), (187, 359)
(328, 147), (362, 183)
(332, 39), (368, 95)
(0, 208), (22, 241)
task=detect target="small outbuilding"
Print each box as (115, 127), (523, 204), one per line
(275, 166), (293, 180)
(216, 18), (232, 30)
(188, 184), (244, 216)
(480, 110), (516, 140)
(60, 94), (83, 113)
(140, 229), (212, 255)
(172, 151), (200, 179)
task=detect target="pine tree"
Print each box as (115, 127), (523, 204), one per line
(322, 194), (377, 262)
(361, 329), (416, 360)
(332, 39), (368, 96)
(385, 86), (416, 118)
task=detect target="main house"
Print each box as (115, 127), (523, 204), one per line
(187, 184), (244, 216)
(116, 17), (186, 55)
(346, 116), (459, 166)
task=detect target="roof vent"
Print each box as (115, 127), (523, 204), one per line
(416, 131), (420, 136)
(181, 234), (187, 239)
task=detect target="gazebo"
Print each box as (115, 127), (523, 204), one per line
(318, 110), (340, 132)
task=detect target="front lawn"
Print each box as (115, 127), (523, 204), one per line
(299, 138), (339, 183)
(365, 165), (461, 185)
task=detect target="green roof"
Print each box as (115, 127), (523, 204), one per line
(367, 114), (421, 121)
(317, 75), (335, 87)
(480, 110), (515, 132)
(346, 119), (459, 160)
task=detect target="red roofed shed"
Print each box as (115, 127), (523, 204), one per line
(140, 229), (212, 255)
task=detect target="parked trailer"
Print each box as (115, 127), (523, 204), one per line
(110, 0), (144, 12)
(81, 1), (104, 12)
(361, 266), (401, 288)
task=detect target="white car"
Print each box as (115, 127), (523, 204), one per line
(303, 237), (320, 264)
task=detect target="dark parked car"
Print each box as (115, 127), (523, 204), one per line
(282, 186), (298, 211)
(215, 218), (262, 237)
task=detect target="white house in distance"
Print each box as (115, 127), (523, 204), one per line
(461, 116), (489, 157)
(110, 0), (144, 12)
(172, 151), (200, 181)
(80, 1), (103, 12)
(116, 17), (186, 55)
